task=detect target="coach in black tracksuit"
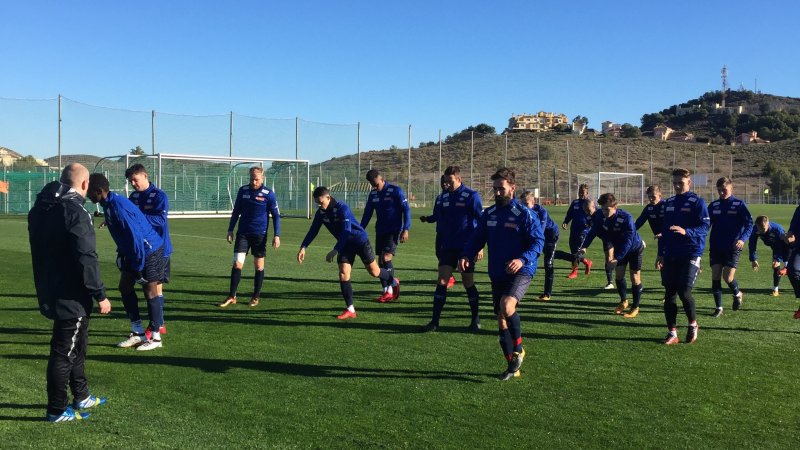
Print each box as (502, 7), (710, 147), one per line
(28, 163), (111, 418)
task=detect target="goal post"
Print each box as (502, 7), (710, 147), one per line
(575, 172), (644, 205)
(93, 153), (311, 218)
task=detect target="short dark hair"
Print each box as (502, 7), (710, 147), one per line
(755, 215), (769, 226)
(578, 183), (589, 193)
(598, 193), (617, 207)
(88, 173), (110, 194)
(443, 166), (461, 177)
(646, 185), (661, 194)
(312, 186), (330, 198)
(490, 167), (516, 185)
(716, 176), (732, 187)
(672, 168), (691, 178)
(520, 190), (535, 202)
(125, 163), (148, 180)
(366, 169), (382, 183)
(439, 175), (447, 190)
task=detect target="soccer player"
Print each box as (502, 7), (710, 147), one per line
(656, 168), (710, 345)
(580, 193), (645, 317)
(561, 184), (594, 280)
(219, 166), (281, 308)
(419, 166), (483, 332)
(361, 169), (408, 302)
(297, 186), (396, 319)
(579, 199), (616, 290)
(460, 168), (544, 381)
(87, 173), (166, 351)
(520, 190), (559, 301)
(125, 163), (170, 339)
(29, 163), (111, 422)
(708, 177), (753, 317)
(786, 204), (800, 319)
(749, 216), (790, 296)
(635, 185), (665, 240)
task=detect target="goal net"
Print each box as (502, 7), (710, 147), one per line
(93, 153), (311, 218)
(576, 172), (644, 205)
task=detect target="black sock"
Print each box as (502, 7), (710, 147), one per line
(431, 284), (447, 325)
(606, 269), (613, 284)
(506, 313), (523, 353)
(229, 267), (242, 298)
(616, 278), (628, 301)
(499, 327), (514, 362)
(727, 279), (740, 296)
(712, 279), (722, 309)
(466, 285), (479, 322)
(631, 284), (643, 308)
(253, 269), (265, 298)
(773, 268), (781, 288)
(340, 280), (354, 308)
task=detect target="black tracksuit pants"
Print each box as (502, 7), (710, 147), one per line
(47, 316), (90, 416)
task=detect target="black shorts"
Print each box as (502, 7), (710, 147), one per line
(162, 256), (171, 283)
(490, 275), (532, 315)
(376, 232), (400, 256)
(438, 248), (474, 273)
(338, 240), (376, 266)
(234, 233), (268, 258)
(542, 235), (558, 268)
(569, 231), (587, 254)
(661, 256), (702, 290)
(618, 243), (644, 271)
(118, 246), (167, 284)
(709, 248), (741, 268)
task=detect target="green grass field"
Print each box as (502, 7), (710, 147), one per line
(1, 204), (799, 449)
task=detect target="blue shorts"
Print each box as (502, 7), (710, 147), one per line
(709, 248), (741, 268)
(437, 248), (475, 272)
(376, 232), (400, 256)
(118, 246), (167, 284)
(618, 243), (644, 272)
(490, 275), (532, 315)
(661, 256), (701, 290)
(234, 233), (267, 258)
(338, 240), (376, 266)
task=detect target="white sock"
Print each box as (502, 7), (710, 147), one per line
(152, 331), (161, 341)
(347, 305), (355, 313)
(386, 286), (393, 295)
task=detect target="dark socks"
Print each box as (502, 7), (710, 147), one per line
(254, 269), (265, 298)
(506, 313), (523, 353)
(616, 278), (628, 301)
(631, 284), (643, 308)
(121, 290), (140, 323)
(229, 267), (242, 298)
(544, 267), (554, 295)
(726, 279), (740, 296)
(606, 269), (613, 284)
(466, 285), (480, 322)
(499, 327), (514, 361)
(712, 279), (723, 309)
(147, 295), (164, 329)
(378, 268), (393, 285)
(339, 280), (354, 308)
(773, 268), (781, 288)
(431, 284), (447, 325)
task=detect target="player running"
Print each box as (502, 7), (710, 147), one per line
(749, 216), (791, 296)
(219, 166), (281, 308)
(298, 187), (396, 320)
(561, 184), (594, 280)
(520, 190), (559, 301)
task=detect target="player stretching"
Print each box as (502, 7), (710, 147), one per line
(656, 168), (709, 345)
(520, 191), (559, 301)
(298, 187), (396, 320)
(635, 185), (665, 240)
(87, 174), (166, 351)
(581, 194), (645, 317)
(708, 177), (753, 317)
(460, 168), (543, 380)
(419, 166), (483, 332)
(125, 164), (171, 340)
(749, 216), (791, 296)
(786, 203), (800, 319)
(561, 184), (594, 281)
(361, 169), (408, 302)
(219, 166), (281, 308)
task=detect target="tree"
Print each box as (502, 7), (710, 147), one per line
(13, 155), (44, 171)
(572, 115), (589, 126)
(640, 113), (665, 131)
(130, 146), (146, 155)
(620, 123), (641, 138)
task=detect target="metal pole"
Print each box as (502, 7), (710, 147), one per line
(470, 131), (474, 187)
(151, 110), (156, 155)
(597, 143), (602, 197)
(58, 95), (62, 168)
(438, 129), (442, 174)
(649, 148), (653, 185)
(408, 124), (412, 196)
(711, 153), (716, 199)
(504, 133), (508, 167)
(536, 136), (540, 190)
(730, 153), (733, 179)
(553, 166), (557, 205)
(625, 145), (629, 203)
(566, 140), (572, 200)
(229, 111), (234, 158)
(357, 122), (361, 207)
(295, 117), (299, 160)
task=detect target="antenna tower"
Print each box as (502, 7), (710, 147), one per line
(721, 65), (729, 107)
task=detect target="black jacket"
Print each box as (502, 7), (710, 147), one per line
(28, 181), (106, 320)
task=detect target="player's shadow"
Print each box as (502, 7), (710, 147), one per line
(0, 293), (39, 299)
(0, 403), (47, 422)
(5, 354), (486, 383)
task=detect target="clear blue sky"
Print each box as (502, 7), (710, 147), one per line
(2, 0), (798, 161)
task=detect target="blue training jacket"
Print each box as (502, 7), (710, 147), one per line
(635, 200), (665, 237)
(658, 191), (710, 259)
(709, 195), (753, 251)
(361, 181), (411, 234)
(563, 198), (592, 236)
(462, 198), (544, 281)
(748, 221), (789, 262)
(788, 205), (800, 250)
(423, 184), (482, 249)
(102, 191), (164, 272)
(585, 209), (642, 260)
(301, 198), (369, 252)
(581, 210), (609, 250)
(129, 183), (172, 257)
(228, 184), (281, 237)
(530, 203), (558, 241)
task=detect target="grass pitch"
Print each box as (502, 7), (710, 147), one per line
(1, 204), (799, 449)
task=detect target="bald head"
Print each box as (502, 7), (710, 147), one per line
(60, 163), (90, 197)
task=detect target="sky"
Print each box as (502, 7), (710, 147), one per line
(1, 0), (799, 162)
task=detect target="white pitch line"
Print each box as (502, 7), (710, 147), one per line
(170, 233), (227, 241)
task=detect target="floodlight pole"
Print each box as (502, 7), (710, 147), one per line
(229, 111), (234, 158)
(566, 139), (571, 200)
(295, 117), (299, 160)
(504, 133), (508, 167)
(58, 95), (62, 168)
(357, 122), (361, 207)
(151, 110), (156, 155)
(408, 125), (412, 196)
(470, 131), (474, 187)
(438, 129), (442, 174)
(597, 143), (602, 198)
(536, 136), (540, 191)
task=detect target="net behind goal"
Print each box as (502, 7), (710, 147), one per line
(93, 153), (311, 218)
(576, 172), (644, 204)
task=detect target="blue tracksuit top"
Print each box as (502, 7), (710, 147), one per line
(530, 204), (558, 241)
(563, 198), (592, 236)
(462, 198), (544, 281)
(658, 191), (710, 259)
(788, 205), (800, 250)
(129, 184), (172, 257)
(635, 200), (665, 236)
(585, 209), (642, 260)
(709, 195), (753, 251)
(423, 184), (482, 249)
(581, 210), (609, 250)
(301, 198), (369, 253)
(361, 182), (411, 234)
(228, 184), (281, 237)
(102, 191), (164, 272)
(748, 222), (789, 262)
